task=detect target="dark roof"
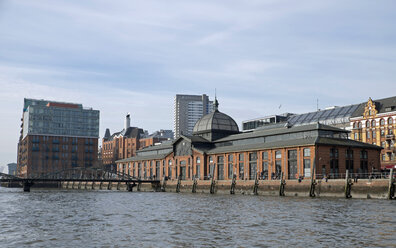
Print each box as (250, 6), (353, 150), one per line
(136, 142), (173, 152)
(315, 137), (382, 149)
(105, 127), (144, 141)
(193, 110), (239, 135)
(116, 152), (172, 163)
(207, 136), (381, 155)
(351, 96), (396, 117)
(179, 135), (211, 143)
(215, 123), (346, 143)
(104, 128), (111, 139)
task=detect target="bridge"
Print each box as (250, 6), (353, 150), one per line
(0, 168), (160, 192)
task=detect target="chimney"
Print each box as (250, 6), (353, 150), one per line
(125, 113), (131, 130)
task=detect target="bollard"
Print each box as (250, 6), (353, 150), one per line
(345, 170), (353, 199)
(388, 168), (395, 200)
(230, 174), (236, 194)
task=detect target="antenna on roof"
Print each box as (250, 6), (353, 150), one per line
(214, 88), (219, 111)
(316, 98), (319, 111)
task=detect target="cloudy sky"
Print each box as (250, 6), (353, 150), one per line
(0, 0), (395, 171)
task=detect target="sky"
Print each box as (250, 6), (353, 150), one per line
(0, 0), (395, 171)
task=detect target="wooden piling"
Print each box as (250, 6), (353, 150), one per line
(279, 172), (285, 196)
(309, 167), (317, 197)
(388, 168), (395, 200)
(345, 170), (353, 199)
(253, 174), (259, 195)
(230, 174), (236, 194)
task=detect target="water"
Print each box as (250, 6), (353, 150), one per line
(0, 187), (395, 248)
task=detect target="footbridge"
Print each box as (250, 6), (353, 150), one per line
(0, 168), (160, 192)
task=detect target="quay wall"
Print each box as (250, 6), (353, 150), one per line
(6, 179), (390, 199)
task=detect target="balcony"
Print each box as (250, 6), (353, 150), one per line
(384, 147), (396, 153)
(386, 134), (395, 140)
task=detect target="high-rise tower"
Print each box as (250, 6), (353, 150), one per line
(173, 94), (214, 139)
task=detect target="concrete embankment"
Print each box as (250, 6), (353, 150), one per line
(139, 179), (391, 199)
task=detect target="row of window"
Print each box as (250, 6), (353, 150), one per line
(353, 117), (394, 128)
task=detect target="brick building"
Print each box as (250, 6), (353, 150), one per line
(102, 114), (170, 172)
(17, 99), (99, 177)
(350, 97), (396, 169)
(116, 99), (381, 180)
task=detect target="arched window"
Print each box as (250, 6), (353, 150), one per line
(380, 119), (385, 126)
(358, 122), (362, 128)
(371, 120), (376, 127)
(353, 122), (357, 129)
(366, 121), (370, 128)
(388, 118), (393, 125)
(196, 157), (201, 164)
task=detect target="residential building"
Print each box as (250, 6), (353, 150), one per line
(350, 97), (396, 169)
(173, 94), (214, 139)
(7, 163), (17, 176)
(117, 99), (381, 180)
(17, 98), (99, 177)
(102, 113), (144, 172)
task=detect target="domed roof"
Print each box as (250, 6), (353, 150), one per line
(193, 99), (239, 135)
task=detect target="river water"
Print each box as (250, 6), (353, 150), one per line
(0, 187), (395, 248)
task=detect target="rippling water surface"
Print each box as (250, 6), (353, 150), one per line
(0, 187), (395, 247)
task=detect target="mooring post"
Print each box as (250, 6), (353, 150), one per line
(117, 181), (120, 190)
(345, 170), (353, 199)
(137, 181), (142, 192)
(78, 181), (82, 189)
(72, 181), (75, 189)
(85, 181), (88, 190)
(309, 167), (317, 197)
(66, 181), (69, 189)
(161, 176), (167, 192)
(107, 181), (112, 190)
(99, 181), (103, 190)
(388, 168), (395, 200)
(176, 176), (181, 193)
(230, 174), (236, 194)
(23, 180), (33, 192)
(127, 183), (134, 192)
(279, 172), (285, 196)
(91, 181), (95, 190)
(253, 173), (259, 195)
(210, 176), (216, 194)
(192, 176), (197, 193)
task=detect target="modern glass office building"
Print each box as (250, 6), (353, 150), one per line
(17, 99), (100, 177)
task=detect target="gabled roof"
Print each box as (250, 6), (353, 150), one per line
(351, 96), (396, 117)
(104, 127), (144, 141)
